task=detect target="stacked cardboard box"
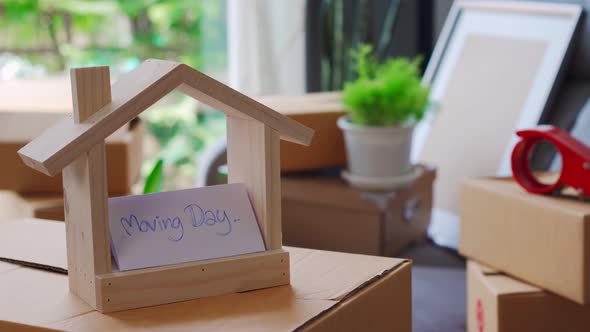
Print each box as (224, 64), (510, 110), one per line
(0, 80), (144, 225)
(460, 177), (590, 331)
(257, 92), (347, 172)
(282, 165), (435, 256)
(0, 112), (144, 195)
(467, 261), (590, 331)
(255, 92), (436, 258)
(0, 219), (412, 331)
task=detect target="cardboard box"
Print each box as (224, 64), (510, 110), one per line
(281, 165), (435, 256)
(467, 261), (590, 332)
(460, 177), (590, 304)
(0, 78), (144, 194)
(0, 219), (411, 331)
(0, 191), (64, 222)
(0, 113), (144, 194)
(0, 77), (73, 114)
(257, 92), (347, 172)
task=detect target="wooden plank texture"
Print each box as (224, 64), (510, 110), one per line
(63, 142), (111, 308)
(227, 118), (283, 249)
(71, 66), (112, 123)
(19, 60), (183, 176)
(62, 67), (113, 308)
(269, 128), (283, 249)
(96, 250), (290, 312)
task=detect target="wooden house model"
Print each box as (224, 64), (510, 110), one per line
(18, 59), (314, 313)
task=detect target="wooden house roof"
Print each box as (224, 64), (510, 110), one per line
(18, 59), (314, 176)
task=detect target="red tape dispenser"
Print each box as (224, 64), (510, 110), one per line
(511, 125), (590, 196)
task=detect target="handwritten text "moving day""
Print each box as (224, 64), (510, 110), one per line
(120, 204), (241, 242)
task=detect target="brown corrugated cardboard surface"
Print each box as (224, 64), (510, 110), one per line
(0, 260), (19, 273)
(0, 114), (144, 195)
(460, 177), (590, 304)
(0, 77), (73, 114)
(467, 261), (590, 332)
(32, 204), (65, 221)
(257, 92), (346, 172)
(299, 261), (411, 332)
(0, 219), (411, 331)
(282, 165), (435, 256)
(0, 219), (67, 272)
(0, 191), (64, 222)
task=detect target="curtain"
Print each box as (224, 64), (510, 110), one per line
(227, 0), (306, 96)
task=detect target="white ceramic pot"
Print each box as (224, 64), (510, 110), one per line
(337, 116), (414, 179)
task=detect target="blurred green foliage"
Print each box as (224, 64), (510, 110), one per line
(0, 0), (229, 190)
(142, 95), (226, 166)
(319, 0), (400, 91)
(140, 94), (227, 190)
(0, 0), (227, 72)
(143, 158), (164, 194)
(342, 45), (429, 126)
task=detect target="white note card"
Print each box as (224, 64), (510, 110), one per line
(108, 183), (266, 271)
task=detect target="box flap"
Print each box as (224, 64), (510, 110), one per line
(47, 287), (334, 331)
(0, 261), (19, 274)
(477, 262), (499, 275)
(469, 261), (541, 296)
(0, 265), (94, 328)
(486, 275), (541, 296)
(0, 219), (407, 299)
(0, 219), (67, 273)
(463, 177), (590, 217)
(298, 261), (411, 332)
(289, 247), (406, 301)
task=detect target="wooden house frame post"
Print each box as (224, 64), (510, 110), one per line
(226, 117), (282, 249)
(62, 67), (112, 309)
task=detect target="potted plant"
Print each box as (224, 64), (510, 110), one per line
(338, 45), (430, 189)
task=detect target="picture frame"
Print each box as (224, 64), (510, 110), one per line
(416, 0), (582, 174)
(414, 0), (582, 248)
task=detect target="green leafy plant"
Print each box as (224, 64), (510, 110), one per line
(143, 158), (164, 194)
(342, 45), (430, 127)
